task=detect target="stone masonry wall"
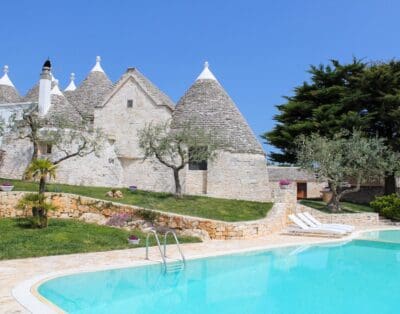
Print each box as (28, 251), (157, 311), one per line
(205, 151), (271, 202)
(0, 192), (290, 240)
(294, 204), (379, 226)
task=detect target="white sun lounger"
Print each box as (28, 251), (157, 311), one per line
(297, 213), (352, 234)
(286, 214), (347, 238)
(303, 212), (355, 232)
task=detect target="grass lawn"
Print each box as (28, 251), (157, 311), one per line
(0, 218), (200, 260)
(2, 178), (273, 222)
(300, 199), (375, 213)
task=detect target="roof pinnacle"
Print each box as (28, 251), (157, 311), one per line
(196, 61), (217, 81)
(91, 55), (105, 73)
(51, 79), (63, 96)
(65, 72), (77, 91)
(0, 64), (15, 87)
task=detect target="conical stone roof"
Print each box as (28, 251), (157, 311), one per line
(172, 63), (264, 154)
(44, 82), (83, 127)
(23, 83), (39, 102)
(0, 65), (21, 103)
(67, 57), (113, 120)
(23, 73), (58, 102)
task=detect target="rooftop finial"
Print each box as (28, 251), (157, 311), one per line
(91, 55), (105, 73)
(0, 64), (15, 87)
(51, 78), (63, 96)
(196, 60), (217, 81)
(65, 72), (77, 91)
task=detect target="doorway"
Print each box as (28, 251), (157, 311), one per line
(297, 182), (307, 199)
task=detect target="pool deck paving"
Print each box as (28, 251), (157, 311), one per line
(1, 225), (399, 313)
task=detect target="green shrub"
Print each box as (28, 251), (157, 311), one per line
(136, 209), (159, 222)
(370, 194), (400, 221)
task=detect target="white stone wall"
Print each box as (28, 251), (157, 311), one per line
(94, 78), (172, 158)
(307, 182), (326, 198)
(192, 151), (271, 202)
(270, 181), (326, 200)
(55, 141), (124, 187)
(94, 77), (175, 191)
(0, 135), (32, 179)
(0, 131), (124, 187)
(118, 157), (174, 192)
(184, 169), (207, 195)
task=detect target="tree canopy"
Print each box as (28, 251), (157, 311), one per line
(296, 131), (398, 212)
(138, 120), (223, 197)
(263, 58), (368, 164)
(263, 58), (400, 193)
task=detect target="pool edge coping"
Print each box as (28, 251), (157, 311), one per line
(12, 226), (400, 314)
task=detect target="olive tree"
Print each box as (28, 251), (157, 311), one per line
(9, 110), (104, 173)
(296, 131), (399, 212)
(138, 120), (222, 197)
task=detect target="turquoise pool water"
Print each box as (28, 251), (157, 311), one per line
(38, 237), (400, 314)
(361, 229), (400, 243)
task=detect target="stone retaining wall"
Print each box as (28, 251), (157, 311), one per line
(294, 204), (379, 226)
(0, 192), (293, 240)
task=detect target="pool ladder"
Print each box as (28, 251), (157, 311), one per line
(145, 229), (186, 273)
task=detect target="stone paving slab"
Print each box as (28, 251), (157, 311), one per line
(1, 225), (398, 313)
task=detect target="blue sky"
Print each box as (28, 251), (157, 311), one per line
(1, 0), (399, 156)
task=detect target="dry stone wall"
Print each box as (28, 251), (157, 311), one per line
(0, 192), (290, 240)
(294, 204), (379, 226)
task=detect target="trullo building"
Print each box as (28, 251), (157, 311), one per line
(0, 58), (272, 202)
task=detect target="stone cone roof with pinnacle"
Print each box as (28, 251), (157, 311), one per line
(43, 81), (83, 127)
(0, 65), (21, 103)
(67, 57), (113, 120)
(172, 62), (264, 155)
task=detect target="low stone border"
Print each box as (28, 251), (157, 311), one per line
(294, 204), (380, 225)
(0, 192), (294, 240)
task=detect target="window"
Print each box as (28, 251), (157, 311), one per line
(38, 143), (52, 155)
(188, 147), (208, 170)
(127, 99), (133, 108)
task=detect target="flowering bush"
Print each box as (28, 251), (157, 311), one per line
(106, 213), (132, 227)
(129, 235), (139, 240)
(1, 182), (13, 186)
(279, 179), (291, 185)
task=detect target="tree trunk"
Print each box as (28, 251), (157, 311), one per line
(173, 168), (182, 198)
(32, 140), (38, 161)
(39, 177), (46, 195)
(327, 191), (340, 212)
(327, 182), (340, 212)
(384, 173), (397, 195)
(37, 176), (48, 228)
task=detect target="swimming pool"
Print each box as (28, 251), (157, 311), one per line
(360, 229), (400, 243)
(38, 234), (400, 314)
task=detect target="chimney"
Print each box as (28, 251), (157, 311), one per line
(38, 59), (52, 116)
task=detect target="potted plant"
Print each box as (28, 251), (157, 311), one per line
(128, 235), (140, 245)
(0, 182), (14, 192)
(128, 185), (137, 192)
(279, 179), (291, 189)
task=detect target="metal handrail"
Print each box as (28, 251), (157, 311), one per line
(145, 230), (166, 270)
(163, 230), (186, 265)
